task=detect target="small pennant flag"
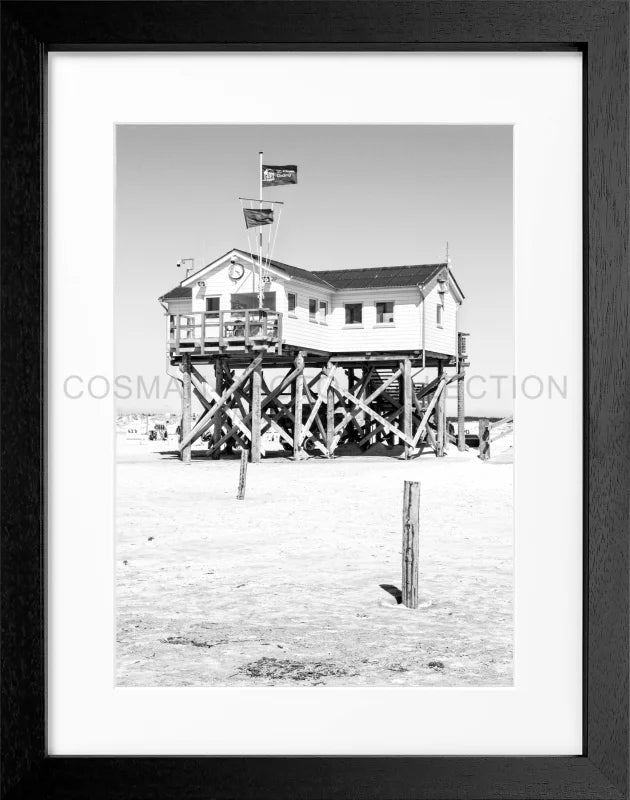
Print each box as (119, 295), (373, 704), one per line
(262, 165), (297, 187)
(243, 208), (274, 229)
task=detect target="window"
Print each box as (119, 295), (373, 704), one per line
(345, 303), (363, 325)
(436, 298), (444, 327)
(309, 298), (318, 322)
(376, 301), (394, 324)
(319, 301), (328, 323)
(288, 292), (297, 315)
(231, 292), (276, 311)
(205, 296), (220, 317)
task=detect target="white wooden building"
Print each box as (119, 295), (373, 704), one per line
(160, 248), (469, 463)
(159, 248), (465, 361)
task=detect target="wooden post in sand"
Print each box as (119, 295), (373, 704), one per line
(402, 480), (420, 609)
(237, 448), (248, 499)
(293, 351), (305, 459)
(251, 363), (262, 463)
(181, 354), (192, 464)
(211, 359), (224, 459)
(457, 371), (466, 451)
(326, 362), (335, 457)
(436, 362), (445, 457)
(479, 418), (491, 460)
(402, 358), (412, 459)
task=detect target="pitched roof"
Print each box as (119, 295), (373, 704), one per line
(317, 264), (446, 290)
(159, 285), (192, 301)
(232, 251), (451, 292)
(231, 249), (335, 289)
(162, 249), (463, 300)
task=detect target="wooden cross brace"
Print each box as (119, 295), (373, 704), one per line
(299, 372), (329, 447)
(331, 384), (415, 449)
(189, 367), (259, 452)
(357, 407), (403, 448)
(206, 361), (303, 457)
(334, 367), (402, 437)
(179, 353), (265, 451)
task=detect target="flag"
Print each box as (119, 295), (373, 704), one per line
(262, 165), (297, 186)
(243, 207), (274, 229)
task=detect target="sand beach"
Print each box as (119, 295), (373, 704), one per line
(116, 437), (513, 687)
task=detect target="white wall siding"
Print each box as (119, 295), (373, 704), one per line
(281, 284), (335, 351)
(329, 288), (421, 352)
(188, 262), (283, 314)
(423, 282), (458, 356)
(165, 298), (193, 316)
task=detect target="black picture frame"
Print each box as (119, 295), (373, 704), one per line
(1, 2), (628, 798)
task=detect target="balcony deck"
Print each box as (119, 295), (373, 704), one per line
(168, 309), (462, 370)
(169, 309), (283, 358)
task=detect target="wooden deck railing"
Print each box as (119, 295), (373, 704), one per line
(169, 309), (283, 357)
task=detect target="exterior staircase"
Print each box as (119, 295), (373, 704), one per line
(366, 367), (430, 410)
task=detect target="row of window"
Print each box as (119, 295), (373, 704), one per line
(202, 292), (444, 327)
(343, 301), (395, 325)
(289, 293), (396, 326)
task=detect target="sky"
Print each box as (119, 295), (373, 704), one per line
(115, 125), (513, 415)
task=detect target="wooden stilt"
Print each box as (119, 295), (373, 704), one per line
(402, 480), (420, 609)
(299, 367), (333, 455)
(212, 359), (224, 458)
(479, 418), (491, 460)
(290, 377), (297, 446)
(457, 370), (466, 451)
(402, 358), (412, 458)
(251, 364), (262, 463)
(436, 362), (445, 457)
(174, 350), (467, 464)
(223, 365), (236, 455)
(326, 363), (335, 456)
(293, 352), (305, 459)
(181, 353), (192, 464)
(386, 374), (397, 444)
(441, 383), (448, 451)
(411, 377), (448, 447)
(237, 448), (248, 499)
(347, 368), (356, 440)
(302, 378), (328, 454)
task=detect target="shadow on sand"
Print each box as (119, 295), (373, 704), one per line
(156, 449), (294, 461)
(379, 584), (403, 604)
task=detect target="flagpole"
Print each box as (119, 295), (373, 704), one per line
(258, 150), (263, 309)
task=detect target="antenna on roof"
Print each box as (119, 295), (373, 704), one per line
(177, 257), (195, 278)
(445, 241), (450, 264)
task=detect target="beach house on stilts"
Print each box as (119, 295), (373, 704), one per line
(159, 247), (470, 463)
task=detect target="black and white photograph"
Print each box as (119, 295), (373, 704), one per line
(3, 1), (628, 794)
(114, 124), (514, 687)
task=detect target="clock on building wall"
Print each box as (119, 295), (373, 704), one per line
(228, 261), (244, 281)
